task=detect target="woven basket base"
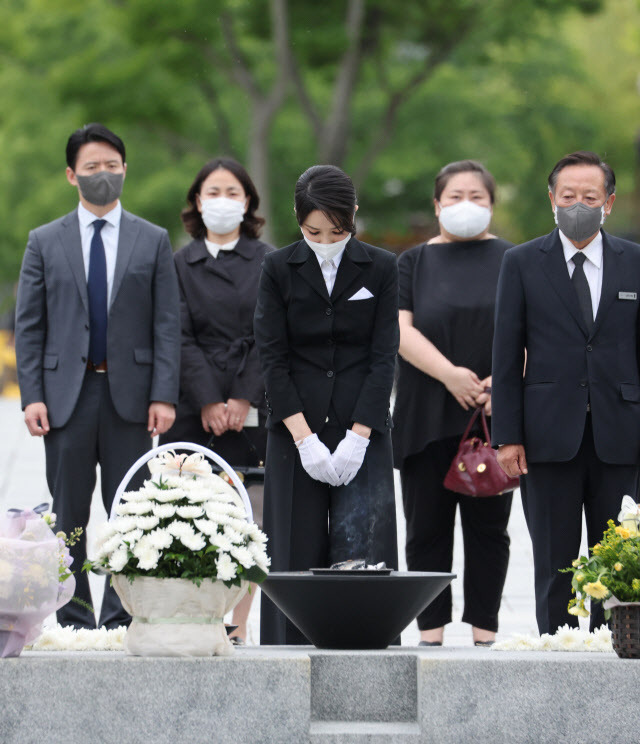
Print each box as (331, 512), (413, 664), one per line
(611, 604), (640, 659)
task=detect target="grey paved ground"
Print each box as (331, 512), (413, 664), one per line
(0, 397), (589, 646)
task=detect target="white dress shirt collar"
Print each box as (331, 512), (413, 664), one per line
(559, 228), (603, 270)
(205, 237), (239, 259)
(77, 200), (122, 230)
(315, 246), (345, 295)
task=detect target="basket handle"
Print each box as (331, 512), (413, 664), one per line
(110, 442), (253, 522)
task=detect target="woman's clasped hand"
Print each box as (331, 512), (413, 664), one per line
(296, 430), (370, 486)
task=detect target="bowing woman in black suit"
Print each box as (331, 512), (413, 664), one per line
(160, 157), (272, 644)
(254, 165), (400, 645)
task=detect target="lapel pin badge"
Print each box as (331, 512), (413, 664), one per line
(618, 292), (637, 301)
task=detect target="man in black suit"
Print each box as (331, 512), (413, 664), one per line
(492, 151), (640, 634)
(15, 123), (181, 629)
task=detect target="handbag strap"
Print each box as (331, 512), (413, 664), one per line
(457, 407), (491, 446)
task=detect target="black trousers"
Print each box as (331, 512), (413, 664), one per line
(521, 414), (639, 635)
(400, 436), (512, 632)
(260, 425), (398, 645)
(44, 372), (150, 629)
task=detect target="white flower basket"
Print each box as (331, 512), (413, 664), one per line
(110, 442), (255, 656)
(113, 575), (247, 657)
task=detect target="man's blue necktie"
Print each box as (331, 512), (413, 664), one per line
(87, 219), (108, 365)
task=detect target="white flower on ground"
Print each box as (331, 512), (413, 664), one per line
(146, 528), (174, 550)
(194, 518), (219, 536)
(230, 546), (255, 569)
(153, 504), (177, 519)
(109, 547), (129, 572)
(215, 552), (237, 582)
(176, 506), (205, 520)
(136, 516), (160, 531)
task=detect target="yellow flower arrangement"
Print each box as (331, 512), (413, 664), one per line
(564, 498), (640, 618)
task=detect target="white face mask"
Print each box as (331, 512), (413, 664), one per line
(438, 200), (492, 239)
(200, 197), (245, 235)
(302, 232), (352, 261)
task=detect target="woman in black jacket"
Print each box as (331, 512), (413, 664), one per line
(160, 157), (272, 645)
(254, 165), (399, 645)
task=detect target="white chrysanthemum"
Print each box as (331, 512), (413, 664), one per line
(206, 512), (232, 527)
(179, 532), (206, 551)
(167, 521), (195, 539)
(205, 502), (235, 517)
(227, 517), (251, 533)
(194, 518), (219, 536)
(100, 534), (125, 556)
(112, 516), (137, 534)
(136, 516), (160, 531)
(123, 501), (154, 515)
(135, 545), (161, 571)
(94, 521), (118, 545)
(223, 526), (244, 544)
(121, 529), (144, 547)
(113, 502), (133, 516)
(153, 489), (186, 503)
(230, 545), (255, 569)
(215, 552), (237, 581)
(109, 547), (129, 572)
(210, 533), (233, 552)
(176, 506), (205, 519)
(122, 490), (151, 503)
(248, 541), (269, 561)
(146, 528), (174, 551)
(153, 504), (177, 519)
(186, 491), (210, 503)
(254, 553), (271, 573)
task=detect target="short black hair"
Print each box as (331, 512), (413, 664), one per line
(294, 165), (357, 234)
(181, 157), (265, 240)
(548, 151), (615, 196)
(434, 160), (496, 204)
(66, 123), (126, 170)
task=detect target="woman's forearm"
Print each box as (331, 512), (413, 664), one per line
(283, 412), (313, 442)
(398, 312), (455, 385)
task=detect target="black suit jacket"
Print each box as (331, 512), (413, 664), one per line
(491, 228), (640, 464)
(254, 237), (399, 434)
(174, 236), (273, 412)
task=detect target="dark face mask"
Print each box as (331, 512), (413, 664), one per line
(76, 171), (124, 206)
(554, 201), (605, 243)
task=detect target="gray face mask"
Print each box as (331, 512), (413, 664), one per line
(76, 171), (124, 206)
(554, 201), (605, 243)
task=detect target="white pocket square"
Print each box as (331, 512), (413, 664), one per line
(347, 287), (374, 301)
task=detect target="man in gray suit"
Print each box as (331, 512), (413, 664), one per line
(15, 123), (180, 629)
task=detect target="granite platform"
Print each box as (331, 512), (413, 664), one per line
(2, 646), (639, 744)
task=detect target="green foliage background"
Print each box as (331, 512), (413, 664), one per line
(1, 0), (640, 285)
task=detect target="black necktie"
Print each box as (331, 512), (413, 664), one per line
(571, 252), (593, 331)
(87, 219), (108, 365)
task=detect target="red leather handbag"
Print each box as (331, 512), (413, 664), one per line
(443, 408), (519, 497)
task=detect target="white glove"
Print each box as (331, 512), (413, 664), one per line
(331, 430), (370, 486)
(296, 434), (340, 486)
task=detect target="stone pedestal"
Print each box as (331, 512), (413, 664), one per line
(1, 647), (637, 743)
